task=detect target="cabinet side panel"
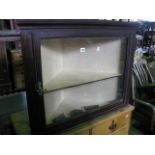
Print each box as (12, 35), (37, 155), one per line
(21, 31), (45, 134)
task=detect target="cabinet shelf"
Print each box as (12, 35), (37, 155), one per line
(43, 72), (122, 93)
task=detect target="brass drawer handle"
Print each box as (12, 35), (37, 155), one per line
(109, 120), (117, 131)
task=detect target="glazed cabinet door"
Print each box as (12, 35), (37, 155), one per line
(24, 28), (134, 134)
(20, 21), (137, 134)
(40, 36), (126, 126)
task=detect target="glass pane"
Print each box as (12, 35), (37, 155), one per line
(40, 37), (126, 125)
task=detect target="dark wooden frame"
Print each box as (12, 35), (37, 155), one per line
(0, 42), (11, 92)
(17, 20), (138, 134)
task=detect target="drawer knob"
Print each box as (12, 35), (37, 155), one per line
(109, 120), (117, 131)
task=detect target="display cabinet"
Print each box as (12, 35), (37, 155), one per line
(17, 20), (138, 134)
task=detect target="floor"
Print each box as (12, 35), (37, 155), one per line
(0, 92), (28, 135)
(129, 121), (144, 135)
(0, 92), (27, 116)
(0, 115), (15, 135)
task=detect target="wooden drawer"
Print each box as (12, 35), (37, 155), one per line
(110, 124), (130, 135)
(92, 110), (132, 135)
(10, 50), (25, 90)
(64, 105), (134, 135)
(65, 123), (91, 135)
(70, 129), (90, 135)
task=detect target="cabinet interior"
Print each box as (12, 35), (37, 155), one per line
(40, 37), (126, 125)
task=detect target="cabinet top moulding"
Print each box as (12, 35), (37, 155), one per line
(16, 19), (139, 30)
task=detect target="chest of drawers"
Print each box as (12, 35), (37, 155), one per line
(64, 105), (134, 135)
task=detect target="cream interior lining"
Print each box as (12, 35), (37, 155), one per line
(41, 37), (125, 125)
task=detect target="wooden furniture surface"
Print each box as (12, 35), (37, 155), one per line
(64, 105), (134, 135)
(0, 30), (21, 95)
(10, 105), (133, 135)
(10, 50), (25, 90)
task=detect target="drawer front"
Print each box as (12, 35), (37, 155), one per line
(63, 106), (134, 135)
(65, 128), (90, 135)
(72, 130), (90, 135)
(11, 51), (25, 90)
(110, 124), (129, 135)
(92, 111), (131, 135)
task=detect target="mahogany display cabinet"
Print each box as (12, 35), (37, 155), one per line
(16, 20), (138, 134)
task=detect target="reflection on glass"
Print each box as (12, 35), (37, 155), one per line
(41, 37), (126, 125)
